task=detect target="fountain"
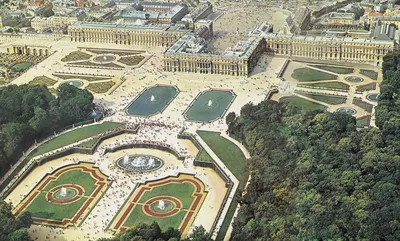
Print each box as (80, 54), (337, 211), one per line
(117, 154), (163, 172)
(157, 200), (165, 210)
(103, 56), (107, 61)
(60, 187), (67, 197)
(123, 154), (129, 165)
(69, 82), (73, 85)
(150, 95), (155, 102)
(207, 100), (213, 107)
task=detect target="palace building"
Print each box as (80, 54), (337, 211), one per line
(68, 21), (189, 46)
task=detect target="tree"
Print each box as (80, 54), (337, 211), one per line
(0, 200), (32, 241)
(183, 226), (212, 241)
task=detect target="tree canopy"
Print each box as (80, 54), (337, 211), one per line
(0, 84), (93, 176)
(228, 53), (400, 240)
(0, 200), (32, 241)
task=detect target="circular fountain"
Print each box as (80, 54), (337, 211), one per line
(345, 76), (364, 83)
(117, 154), (163, 172)
(93, 55), (116, 64)
(336, 107), (357, 115)
(366, 93), (379, 102)
(53, 187), (78, 201)
(149, 199), (175, 213)
(61, 80), (84, 88)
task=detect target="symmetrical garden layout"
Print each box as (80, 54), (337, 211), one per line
(111, 174), (206, 236)
(13, 163), (109, 227)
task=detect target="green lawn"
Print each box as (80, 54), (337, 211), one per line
(300, 93), (346, 105)
(197, 131), (249, 241)
(25, 192), (87, 220)
(356, 83), (376, 92)
(353, 99), (373, 112)
(195, 149), (213, 163)
(360, 69), (378, 80)
(29, 76), (57, 86)
(10, 62), (33, 72)
(43, 169), (97, 195)
(28, 122), (123, 159)
(280, 96), (327, 111)
(311, 65), (354, 74)
(139, 183), (195, 209)
(77, 138), (98, 148)
(124, 205), (187, 231)
(61, 51), (92, 62)
(291, 68), (338, 82)
(356, 116), (371, 127)
(299, 81), (349, 90)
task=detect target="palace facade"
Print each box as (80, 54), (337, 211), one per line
(68, 22), (188, 46)
(163, 36), (265, 76)
(262, 33), (394, 65)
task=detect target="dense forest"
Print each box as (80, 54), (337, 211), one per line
(228, 52), (400, 241)
(0, 200), (32, 241)
(0, 84), (94, 176)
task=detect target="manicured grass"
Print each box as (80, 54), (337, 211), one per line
(291, 68), (338, 82)
(299, 81), (349, 90)
(356, 83), (376, 92)
(197, 131), (248, 241)
(300, 93), (346, 105)
(280, 96), (327, 111)
(138, 183), (195, 209)
(197, 131), (248, 185)
(25, 192), (87, 220)
(10, 62), (33, 72)
(311, 65), (354, 74)
(53, 74), (111, 82)
(117, 55), (145, 66)
(61, 51), (92, 62)
(29, 76), (57, 86)
(43, 169), (97, 195)
(86, 81), (115, 93)
(195, 149), (213, 163)
(353, 99), (373, 112)
(360, 69), (378, 80)
(77, 138), (98, 148)
(124, 205), (187, 231)
(27, 122), (123, 159)
(356, 116), (371, 127)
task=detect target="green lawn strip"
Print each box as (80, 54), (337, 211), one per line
(61, 51), (92, 62)
(77, 138), (98, 148)
(280, 96), (327, 111)
(311, 65), (354, 74)
(42, 169), (97, 195)
(298, 81), (349, 90)
(195, 149), (213, 163)
(197, 131), (249, 241)
(299, 93), (346, 105)
(10, 62), (33, 72)
(86, 81), (115, 93)
(356, 116), (371, 127)
(117, 56), (145, 66)
(123, 205), (186, 231)
(29, 76), (57, 86)
(53, 74), (111, 82)
(356, 83), (376, 92)
(27, 122), (123, 159)
(291, 68), (338, 82)
(138, 183), (195, 209)
(25, 192), (87, 220)
(360, 69), (378, 80)
(353, 99), (373, 112)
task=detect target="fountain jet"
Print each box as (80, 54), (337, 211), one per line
(207, 100), (212, 107)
